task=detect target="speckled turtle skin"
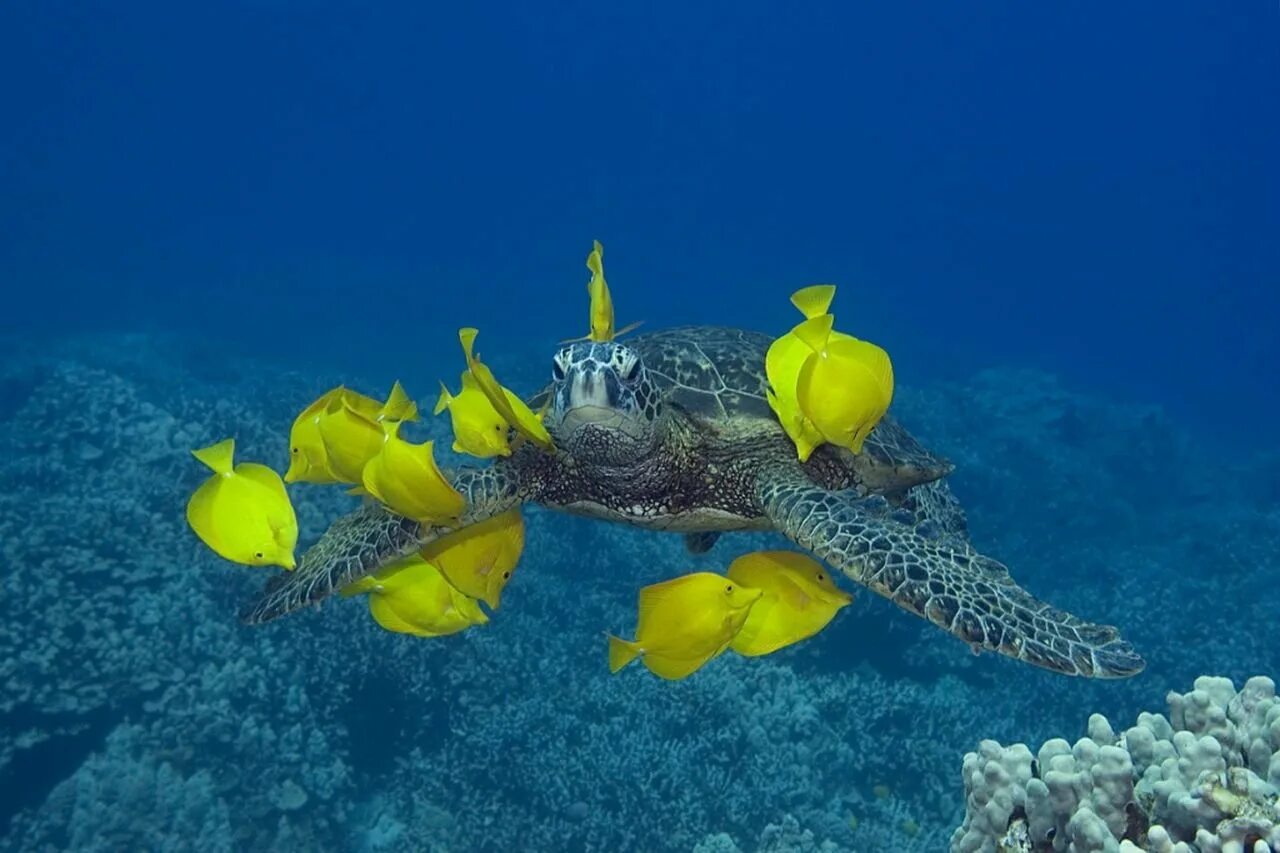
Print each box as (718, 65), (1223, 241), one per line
(242, 326), (1144, 679)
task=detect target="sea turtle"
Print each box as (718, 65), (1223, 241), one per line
(243, 326), (1144, 678)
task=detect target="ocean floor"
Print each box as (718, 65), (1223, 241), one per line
(0, 332), (1276, 852)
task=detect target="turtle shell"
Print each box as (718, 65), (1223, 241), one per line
(628, 326), (776, 422)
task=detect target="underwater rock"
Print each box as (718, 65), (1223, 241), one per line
(952, 676), (1280, 853)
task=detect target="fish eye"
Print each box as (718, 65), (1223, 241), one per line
(291, 447), (299, 454)
(725, 584), (733, 593)
(817, 573), (825, 581)
(502, 571), (511, 579)
(255, 552), (263, 559)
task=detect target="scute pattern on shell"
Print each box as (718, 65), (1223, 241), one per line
(628, 326), (777, 422)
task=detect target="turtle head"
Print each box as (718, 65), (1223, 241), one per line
(545, 341), (662, 464)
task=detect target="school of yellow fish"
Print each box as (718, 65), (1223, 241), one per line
(185, 240), (890, 679)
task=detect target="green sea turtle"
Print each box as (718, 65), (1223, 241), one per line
(243, 326), (1144, 678)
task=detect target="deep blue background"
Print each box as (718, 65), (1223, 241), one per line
(2, 1), (1277, 441)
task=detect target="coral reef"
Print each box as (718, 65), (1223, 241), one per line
(0, 333), (1275, 852)
(952, 676), (1280, 852)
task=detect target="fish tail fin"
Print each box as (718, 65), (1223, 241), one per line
(433, 381), (453, 416)
(459, 327), (480, 365)
(789, 284), (837, 319)
(607, 634), (642, 673)
(192, 438), (235, 474)
(793, 315), (835, 354)
(586, 239), (604, 278)
(380, 380), (418, 422)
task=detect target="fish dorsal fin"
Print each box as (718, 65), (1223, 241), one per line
(192, 438), (235, 475)
(235, 461), (289, 501)
(433, 380), (453, 416)
(792, 315), (835, 354)
(790, 285), (836, 320)
(380, 380), (418, 422)
(636, 573), (721, 634)
(299, 386), (342, 420)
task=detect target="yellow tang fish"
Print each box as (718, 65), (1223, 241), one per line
(317, 382), (419, 484)
(726, 550), (853, 657)
(794, 315), (894, 454)
(565, 240), (640, 344)
(587, 239), (615, 342)
(420, 508), (524, 609)
(434, 372), (513, 459)
(341, 553), (488, 637)
(186, 438), (298, 569)
(766, 285), (838, 462)
(361, 421), (466, 523)
(458, 328), (555, 452)
(285, 386), (344, 484)
(607, 572), (762, 680)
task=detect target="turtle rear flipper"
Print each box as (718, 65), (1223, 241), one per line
(240, 465), (525, 624)
(683, 531), (721, 554)
(757, 471), (1145, 679)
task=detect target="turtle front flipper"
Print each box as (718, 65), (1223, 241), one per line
(757, 471), (1145, 678)
(240, 465), (525, 624)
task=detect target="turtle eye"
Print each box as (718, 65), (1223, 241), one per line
(552, 361), (566, 381)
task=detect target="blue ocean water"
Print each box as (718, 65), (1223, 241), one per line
(1, 2), (1277, 851)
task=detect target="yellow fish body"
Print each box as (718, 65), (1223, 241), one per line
(607, 572), (762, 680)
(766, 286), (840, 462)
(586, 239), (615, 342)
(434, 373), (512, 458)
(186, 438), (298, 569)
(726, 550), (853, 656)
(458, 328), (555, 452)
(284, 387), (344, 484)
(361, 421), (466, 524)
(317, 382), (420, 484)
(419, 508), (524, 609)
(317, 395), (385, 483)
(794, 316), (894, 454)
(766, 324), (828, 462)
(341, 553), (488, 637)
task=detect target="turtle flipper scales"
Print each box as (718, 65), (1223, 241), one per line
(758, 472), (1145, 678)
(240, 465), (525, 624)
(886, 479), (970, 547)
